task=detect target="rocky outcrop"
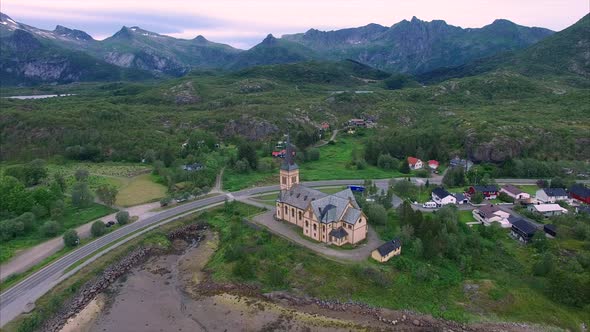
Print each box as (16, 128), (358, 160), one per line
(165, 81), (201, 105)
(468, 136), (527, 163)
(223, 115), (279, 140)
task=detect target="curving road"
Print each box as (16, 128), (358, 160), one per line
(0, 179), (367, 327)
(2, 176), (588, 327)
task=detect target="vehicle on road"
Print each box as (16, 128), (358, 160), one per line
(422, 201), (438, 209)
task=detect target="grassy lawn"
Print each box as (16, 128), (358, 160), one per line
(223, 168), (277, 192)
(300, 136), (401, 181)
(0, 201), (115, 263)
(517, 185), (539, 196)
(458, 210), (475, 223)
(115, 173), (167, 207)
(46, 162), (150, 191)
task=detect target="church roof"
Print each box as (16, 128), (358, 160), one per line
(278, 184), (326, 210)
(329, 227), (348, 239)
(311, 189), (362, 225)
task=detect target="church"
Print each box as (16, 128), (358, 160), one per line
(275, 137), (368, 246)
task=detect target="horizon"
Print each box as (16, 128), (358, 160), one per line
(1, 0), (587, 49)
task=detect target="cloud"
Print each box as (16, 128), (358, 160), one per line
(2, 0), (587, 48)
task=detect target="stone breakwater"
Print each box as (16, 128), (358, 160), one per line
(41, 224), (207, 332)
(263, 292), (535, 332)
(41, 247), (155, 332)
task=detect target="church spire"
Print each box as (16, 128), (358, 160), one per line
(281, 133), (298, 171)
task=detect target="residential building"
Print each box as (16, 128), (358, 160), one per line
(468, 185), (499, 200)
(348, 118), (366, 127)
(407, 157), (423, 170)
(371, 238), (401, 263)
(500, 185), (531, 200)
(454, 193), (469, 204)
(528, 204), (568, 217)
(569, 184), (590, 204)
(575, 205), (590, 215)
(276, 136), (368, 246)
(544, 224), (557, 237)
(431, 187), (456, 206)
(510, 218), (537, 243)
(473, 205), (511, 228)
(427, 160), (439, 170)
(536, 188), (568, 203)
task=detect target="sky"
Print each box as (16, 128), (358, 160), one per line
(1, 0), (588, 49)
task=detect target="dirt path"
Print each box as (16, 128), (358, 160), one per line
(315, 129), (339, 147)
(0, 201), (160, 281)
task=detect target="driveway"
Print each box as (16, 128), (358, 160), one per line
(242, 198), (383, 263)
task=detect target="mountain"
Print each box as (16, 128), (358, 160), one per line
(417, 14), (590, 83)
(0, 14), (152, 85)
(282, 16), (554, 74)
(229, 34), (315, 69)
(97, 26), (241, 76)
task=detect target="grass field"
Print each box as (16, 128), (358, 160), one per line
(458, 210), (475, 223)
(300, 136), (401, 181)
(0, 201), (114, 263)
(115, 174), (167, 207)
(222, 168), (278, 192)
(517, 185), (539, 196)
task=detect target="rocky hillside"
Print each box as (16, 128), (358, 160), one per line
(282, 16), (554, 74)
(417, 14), (590, 83)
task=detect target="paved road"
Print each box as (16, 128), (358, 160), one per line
(3, 176), (588, 326)
(0, 179), (367, 327)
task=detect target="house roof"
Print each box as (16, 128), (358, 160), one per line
(454, 193), (467, 201)
(432, 187), (451, 199)
(531, 204), (567, 213)
(278, 184), (326, 210)
(407, 157), (421, 165)
(428, 160), (439, 167)
(569, 184), (590, 198)
(329, 227), (348, 239)
(510, 218), (537, 236)
(502, 184), (524, 196)
(473, 185), (499, 192)
(477, 205), (503, 219)
(544, 224), (557, 233)
(342, 207), (362, 224)
(542, 188), (567, 197)
(376, 238), (401, 256)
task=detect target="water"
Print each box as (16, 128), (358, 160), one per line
(5, 94), (75, 100)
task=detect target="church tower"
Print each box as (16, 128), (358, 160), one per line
(279, 134), (299, 190)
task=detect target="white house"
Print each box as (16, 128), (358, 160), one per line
(431, 188), (457, 206)
(500, 185), (531, 200)
(407, 157), (423, 170)
(535, 188), (568, 203)
(528, 204), (568, 218)
(473, 205), (511, 228)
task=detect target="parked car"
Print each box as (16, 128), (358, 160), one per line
(422, 201), (438, 209)
(106, 220), (115, 227)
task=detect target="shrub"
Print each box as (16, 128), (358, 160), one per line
(116, 211), (130, 225)
(74, 169), (89, 182)
(91, 221), (107, 237)
(232, 257), (255, 279)
(471, 192), (484, 204)
(63, 230), (79, 247)
(71, 182), (94, 208)
(160, 196), (172, 207)
(31, 204), (48, 219)
(498, 192), (515, 203)
(377, 154), (398, 170)
(41, 220), (61, 237)
(365, 203), (388, 226)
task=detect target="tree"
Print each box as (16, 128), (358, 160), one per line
(24, 159), (48, 186)
(443, 167), (465, 187)
(74, 169), (89, 182)
(237, 142), (258, 170)
(377, 154), (397, 170)
(531, 231), (549, 252)
(16, 212), (37, 233)
(365, 203), (387, 226)
(63, 230), (79, 247)
(0, 219), (25, 241)
(471, 192), (484, 204)
(399, 160), (411, 174)
(533, 253), (554, 276)
(96, 185), (118, 207)
(0, 176), (35, 215)
(91, 221), (107, 237)
(116, 211), (130, 225)
(50, 200), (66, 219)
(40, 220), (61, 237)
(234, 158), (251, 174)
(71, 182), (94, 208)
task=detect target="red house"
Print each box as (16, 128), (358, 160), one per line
(468, 185), (499, 199)
(570, 184), (590, 204)
(320, 122), (330, 130)
(428, 160), (439, 170)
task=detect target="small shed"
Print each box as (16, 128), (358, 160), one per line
(371, 238), (402, 263)
(544, 224), (557, 237)
(510, 218), (537, 243)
